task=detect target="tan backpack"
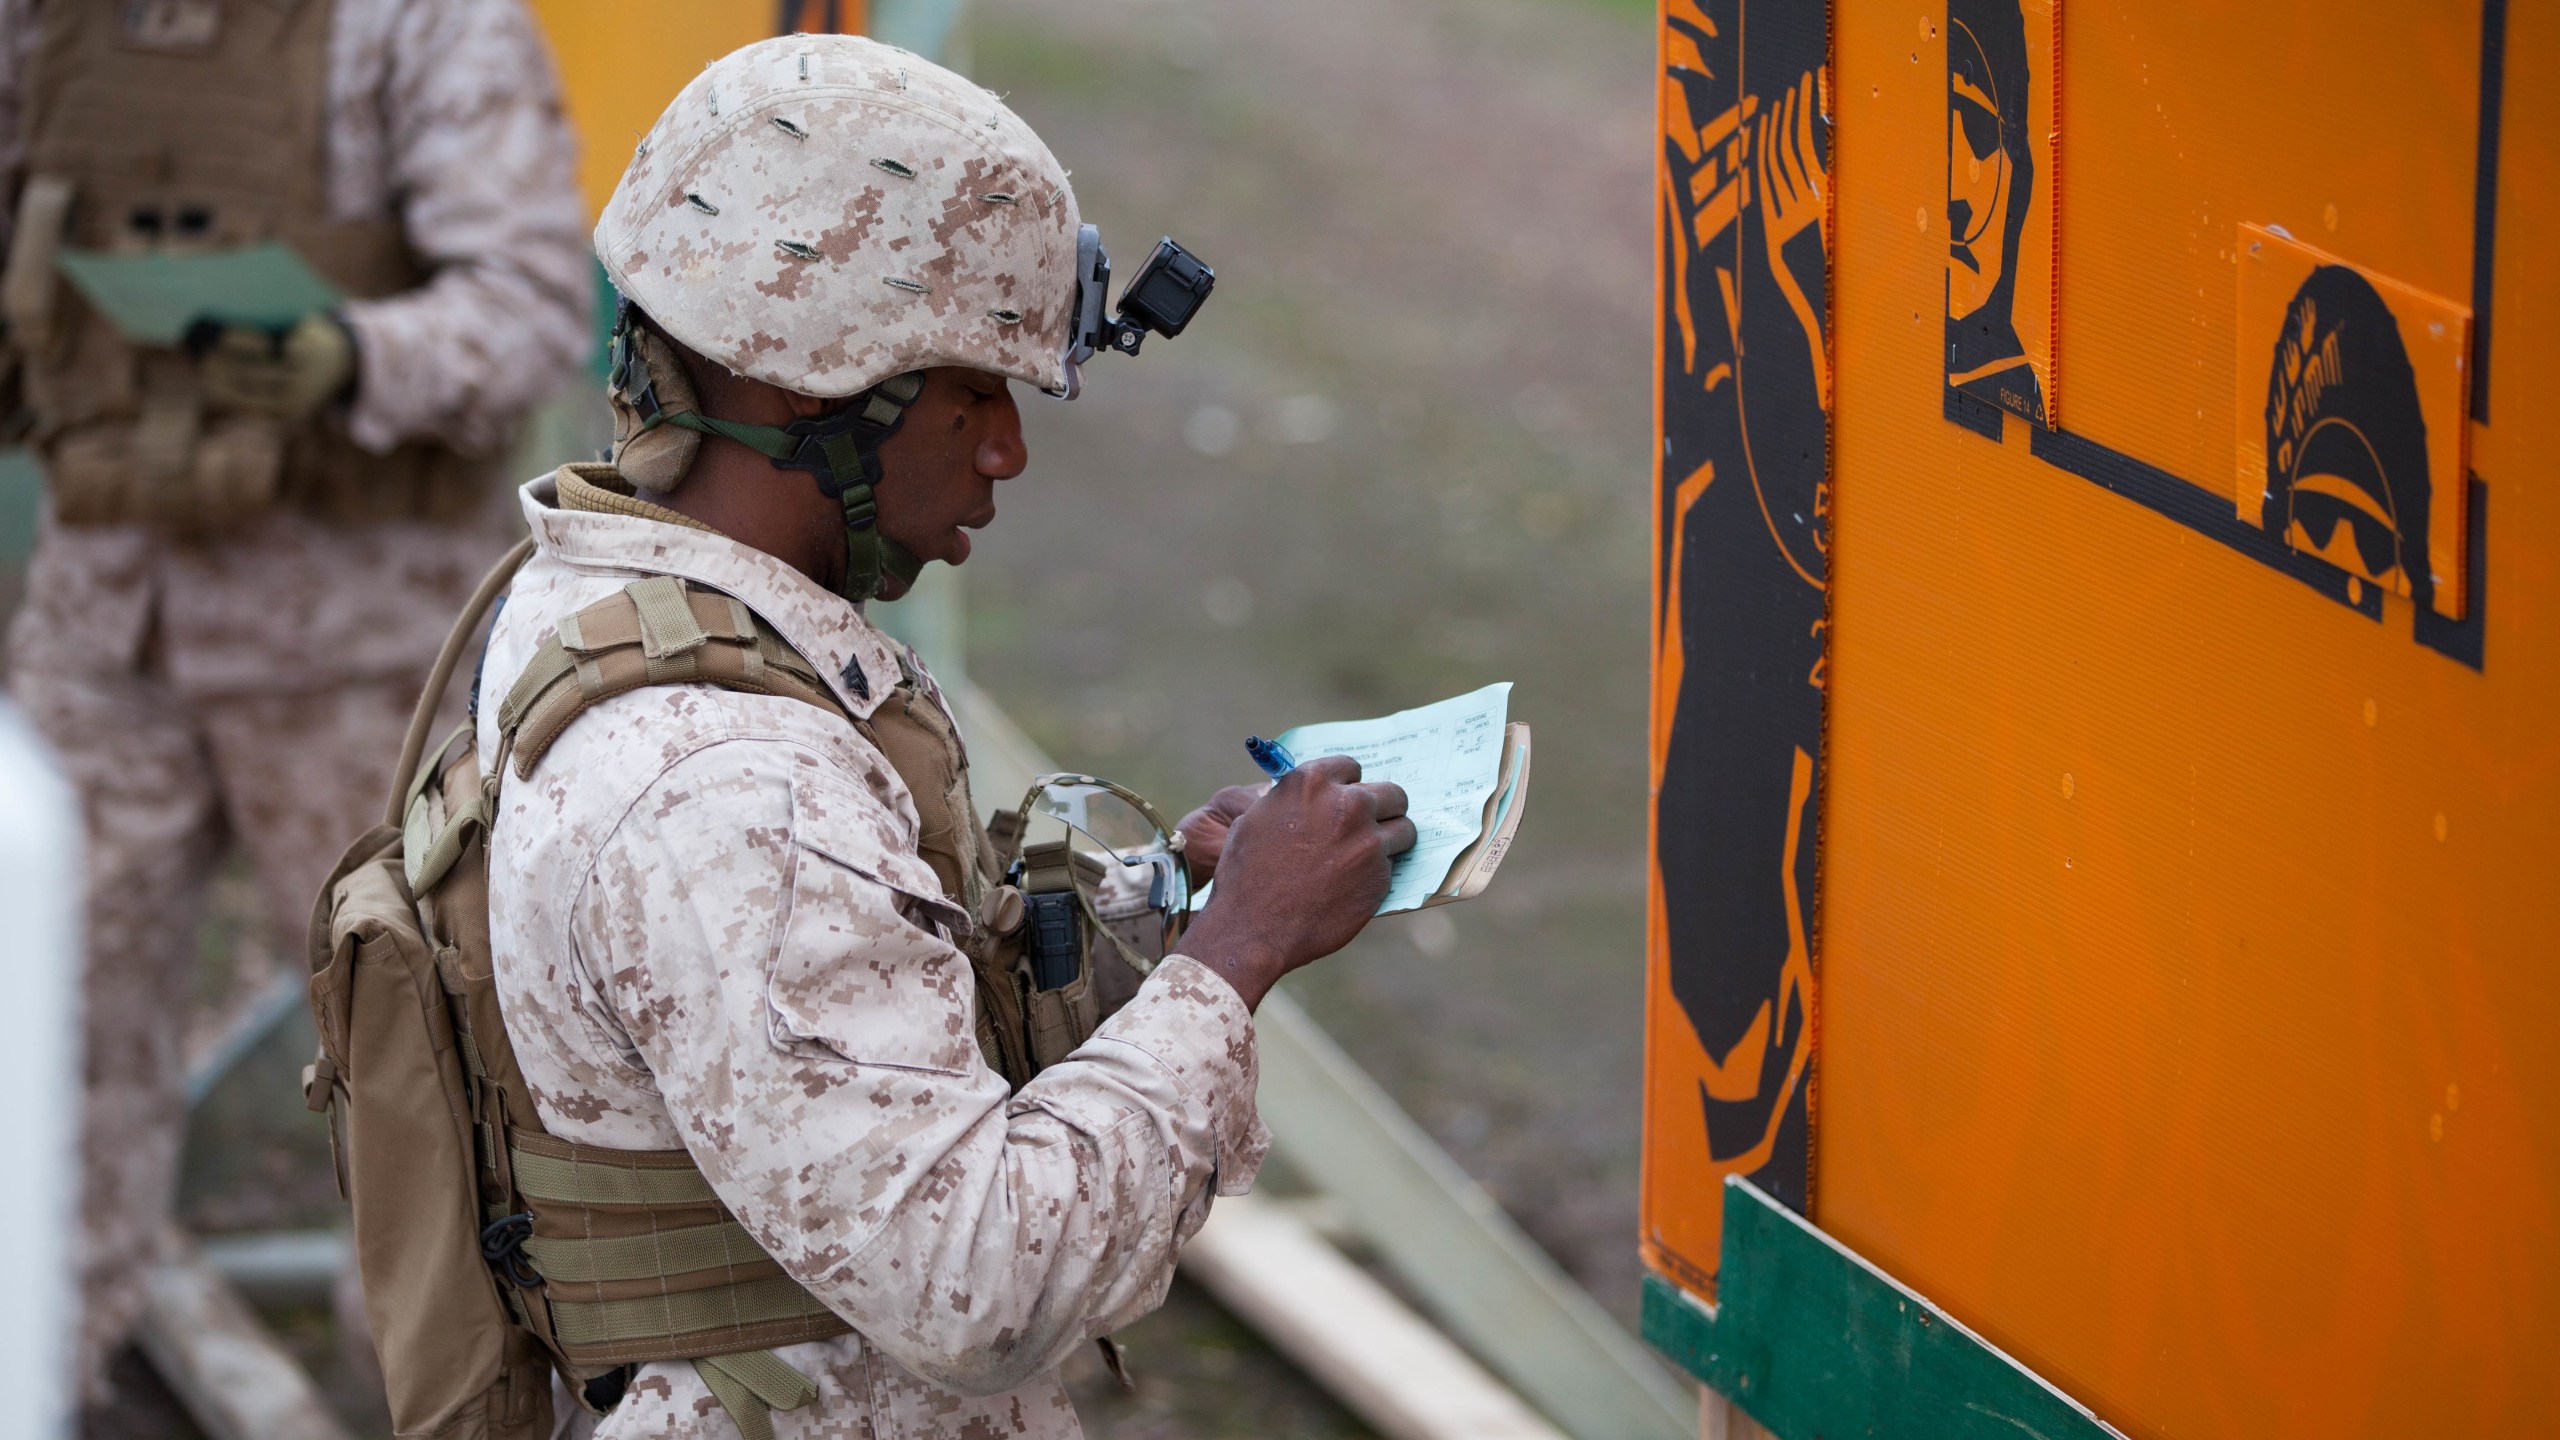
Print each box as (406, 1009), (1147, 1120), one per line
(304, 541), (1166, 1438)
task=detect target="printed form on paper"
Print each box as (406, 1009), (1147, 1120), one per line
(1276, 681), (1518, 914)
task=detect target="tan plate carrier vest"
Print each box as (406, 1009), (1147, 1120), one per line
(306, 541), (1158, 1439)
(3, 0), (489, 533)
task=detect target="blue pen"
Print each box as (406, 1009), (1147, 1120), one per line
(1244, 735), (1298, 779)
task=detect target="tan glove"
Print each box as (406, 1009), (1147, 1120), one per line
(195, 311), (355, 419)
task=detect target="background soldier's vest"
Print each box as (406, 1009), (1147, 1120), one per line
(5, 0), (490, 532)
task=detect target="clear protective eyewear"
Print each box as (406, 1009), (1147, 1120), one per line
(1010, 772), (1191, 955)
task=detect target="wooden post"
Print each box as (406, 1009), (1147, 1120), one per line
(1183, 1193), (1567, 1440)
(135, 1228), (352, 1440)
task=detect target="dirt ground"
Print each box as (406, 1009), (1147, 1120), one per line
(13, 0), (1661, 1435)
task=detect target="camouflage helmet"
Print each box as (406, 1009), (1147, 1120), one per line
(594, 35), (1082, 600)
(596, 33), (1081, 400)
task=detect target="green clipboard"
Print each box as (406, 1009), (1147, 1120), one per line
(54, 242), (341, 346)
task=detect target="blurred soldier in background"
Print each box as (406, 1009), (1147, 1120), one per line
(0, 0), (591, 1409)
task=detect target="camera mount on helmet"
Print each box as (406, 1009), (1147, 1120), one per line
(1067, 226), (1216, 372)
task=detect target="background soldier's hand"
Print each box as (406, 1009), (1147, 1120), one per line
(193, 311), (355, 419)
(1177, 756), (1415, 1009)
(1175, 783), (1268, 884)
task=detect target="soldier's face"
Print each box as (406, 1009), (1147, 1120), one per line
(871, 367), (1027, 598)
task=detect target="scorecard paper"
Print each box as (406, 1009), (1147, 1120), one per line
(1273, 682), (1512, 913)
(1190, 682), (1531, 917)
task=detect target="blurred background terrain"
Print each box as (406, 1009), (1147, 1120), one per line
(0, 0), (1655, 1434)
(962, 0), (1658, 1428)
(965, 0), (1654, 1322)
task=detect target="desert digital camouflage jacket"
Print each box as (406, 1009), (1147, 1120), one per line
(477, 474), (1271, 1439)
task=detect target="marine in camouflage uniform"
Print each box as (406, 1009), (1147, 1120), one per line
(476, 36), (1411, 1437)
(0, 0), (590, 1398)
(483, 481), (1269, 1438)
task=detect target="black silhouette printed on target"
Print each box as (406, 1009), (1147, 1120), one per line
(1656, 0), (1827, 1217)
(1946, 0), (2045, 424)
(2259, 265), (2435, 616)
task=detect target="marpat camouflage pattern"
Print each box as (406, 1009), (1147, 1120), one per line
(0, 0), (589, 1397)
(481, 477), (1269, 1438)
(597, 35), (1080, 400)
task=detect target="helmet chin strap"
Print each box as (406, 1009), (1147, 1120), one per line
(610, 300), (927, 603)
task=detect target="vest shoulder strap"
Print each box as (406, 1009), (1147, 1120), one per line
(446, 566), (1136, 1409)
(494, 575), (847, 779)
(443, 572), (861, 1427)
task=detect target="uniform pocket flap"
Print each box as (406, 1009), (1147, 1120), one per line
(775, 766), (979, 1076)
(786, 766), (969, 934)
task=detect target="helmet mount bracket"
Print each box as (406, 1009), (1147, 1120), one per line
(1067, 227), (1217, 369)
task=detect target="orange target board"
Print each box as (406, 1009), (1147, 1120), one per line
(528, 0), (866, 218)
(1647, 0), (2558, 1434)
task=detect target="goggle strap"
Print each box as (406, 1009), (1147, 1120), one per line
(1012, 772), (1185, 853)
(1069, 869), (1163, 979)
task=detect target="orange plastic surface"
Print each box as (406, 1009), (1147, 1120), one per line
(527, 0), (867, 219)
(1799, 0), (2557, 1434)
(1644, 0), (1833, 1302)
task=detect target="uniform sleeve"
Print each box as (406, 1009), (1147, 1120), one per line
(575, 742), (1270, 1397)
(336, 0), (591, 455)
(0, 0), (35, 253)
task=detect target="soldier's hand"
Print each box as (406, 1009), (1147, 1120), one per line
(1178, 756), (1414, 1010)
(1175, 783), (1267, 884)
(193, 312), (355, 420)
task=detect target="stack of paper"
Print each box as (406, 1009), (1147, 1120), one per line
(1210, 682), (1530, 916)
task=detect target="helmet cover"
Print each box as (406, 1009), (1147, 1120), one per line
(596, 35), (1080, 398)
